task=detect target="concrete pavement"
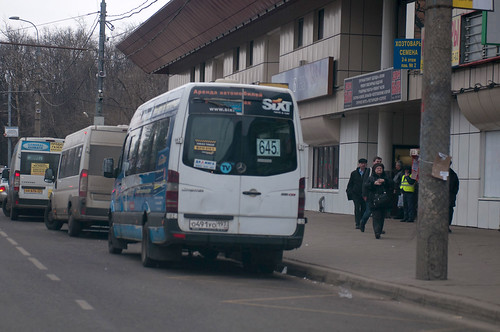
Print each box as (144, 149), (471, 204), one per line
(282, 211), (500, 325)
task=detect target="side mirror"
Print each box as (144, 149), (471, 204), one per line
(1, 169), (9, 180)
(44, 168), (55, 183)
(103, 158), (116, 178)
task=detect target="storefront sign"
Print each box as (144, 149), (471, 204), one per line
(453, 0), (493, 10)
(343, 68), (407, 110)
(272, 57), (334, 102)
(393, 39), (421, 69)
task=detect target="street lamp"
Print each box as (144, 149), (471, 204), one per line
(9, 16), (42, 137)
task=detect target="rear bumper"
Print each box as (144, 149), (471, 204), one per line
(153, 218), (305, 251)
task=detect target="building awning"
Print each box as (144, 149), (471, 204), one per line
(117, 0), (332, 75)
(301, 116), (340, 146)
(456, 87), (500, 131)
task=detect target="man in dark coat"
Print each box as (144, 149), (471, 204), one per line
(346, 158), (369, 229)
(449, 167), (459, 233)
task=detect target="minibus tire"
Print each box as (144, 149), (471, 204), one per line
(67, 214), (81, 237)
(2, 199), (9, 217)
(44, 204), (63, 231)
(10, 207), (18, 221)
(108, 223), (123, 254)
(141, 223), (156, 268)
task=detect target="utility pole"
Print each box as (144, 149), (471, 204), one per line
(416, 0), (453, 280)
(95, 0), (106, 125)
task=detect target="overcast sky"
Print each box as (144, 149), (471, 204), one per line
(2, 0), (169, 40)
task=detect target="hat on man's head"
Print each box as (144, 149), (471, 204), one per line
(358, 158), (368, 163)
(374, 163), (385, 171)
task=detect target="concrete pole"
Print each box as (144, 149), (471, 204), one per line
(377, 112), (392, 167)
(416, 0), (452, 280)
(94, 0), (106, 125)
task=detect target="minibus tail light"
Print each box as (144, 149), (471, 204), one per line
(298, 177), (306, 219)
(14, 170), (21, 192)
(166, 170), (179, 213)
(79, 169), (88, 198)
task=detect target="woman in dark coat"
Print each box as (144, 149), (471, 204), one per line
(364, 163), (394, 239)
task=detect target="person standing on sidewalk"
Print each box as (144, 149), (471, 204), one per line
(346, 158), (369, 229)
(448, 166), (459, 233)
(359, 156), (383, 229)
(364, 163), (393, 238)
(400, 166), (417, 222)
(391, 160), (404, 219)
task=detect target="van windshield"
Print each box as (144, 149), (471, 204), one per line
(20, 152), (60, 176)
(182, 114), (297, 176)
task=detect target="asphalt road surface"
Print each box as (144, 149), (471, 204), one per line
(0, 214), (495, 331)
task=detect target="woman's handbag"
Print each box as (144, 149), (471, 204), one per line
(371, 191), (391, 209)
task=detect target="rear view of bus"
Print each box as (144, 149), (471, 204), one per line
(5, 137), (64, 220)
(173, 85), (307, 271)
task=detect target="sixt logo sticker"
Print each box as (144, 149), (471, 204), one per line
(262, 98), (292, 115)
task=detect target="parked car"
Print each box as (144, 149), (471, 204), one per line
(1, 168), (9, 215)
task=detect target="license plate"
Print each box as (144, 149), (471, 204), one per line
(189, 219), (229, 232)
(24, 188), (43, 194)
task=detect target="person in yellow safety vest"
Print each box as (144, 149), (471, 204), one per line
(400, 166), (417, 222)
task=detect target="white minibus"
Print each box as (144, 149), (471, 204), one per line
(103, 82), (307, 272)
(5, 137), (64, 220)
(44, 125), (127, 236)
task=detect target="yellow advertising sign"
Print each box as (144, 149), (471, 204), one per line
(31, 163), (49, 176)
(50, 142), (63, 152)
(453, 0), (493, 10)
(452, 16), (461, 66)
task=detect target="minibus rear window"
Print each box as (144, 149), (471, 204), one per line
(182, 114), (297, 176)
(20, 153), (60, 176)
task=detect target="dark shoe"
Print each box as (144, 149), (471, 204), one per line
(448, 227), (452, 233)
(381, 230), (386, 234)
(407, 220), (414, 223)
(355, 225), (360, 229)
(360, 224), (365, 232)
(375, 234), (381, 239)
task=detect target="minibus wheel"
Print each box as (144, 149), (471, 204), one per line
(10, 206), (18, 221)
(141, 223), (157, 267)
(67, 213), (81, 237)
(44, 204), (63, 231)
(108, 224), (123, 254)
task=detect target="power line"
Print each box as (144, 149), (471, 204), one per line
(108, 0), (160, 22)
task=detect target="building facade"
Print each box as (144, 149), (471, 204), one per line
(118, 0), (500, 229)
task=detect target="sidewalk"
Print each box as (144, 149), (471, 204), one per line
(282, 211), (500, 324)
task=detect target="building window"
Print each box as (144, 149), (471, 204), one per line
(461, 12), (500, 64)
(312, 146), (339, 189)
(190, 67), (195, 82)
(200, 62), (205, 82)
(247, 40), (254, 67)
(296, 18), (304, 48)
(233, 47), (240, 73)
(316, 9), (325, 41)
(484, 131), (500, 197)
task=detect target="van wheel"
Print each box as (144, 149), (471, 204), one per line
(141, 223), (157, 268)
(44, 205), (63, 231)
(10, 207), (18, 221)
(67, 214), (81, 237)
(2, 199), (10, 217)
(242, 250), (282, 274)
(200, 249), (219, 261)
(108, 222), (123, 255)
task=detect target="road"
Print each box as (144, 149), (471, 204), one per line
(0, 214), (494, 332)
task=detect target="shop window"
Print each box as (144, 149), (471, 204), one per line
(315, 9), (325, 41)
(312, 146), (339, 189)
(484, 131), (500, 197)
(247, 40), (254, 67)
(233, 47), (240, 72)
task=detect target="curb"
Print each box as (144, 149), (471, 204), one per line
(282, 259), (500, 325)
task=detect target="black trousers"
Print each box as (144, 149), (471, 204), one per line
(353, 197), (366, 226)
(371, 208), (385, 236)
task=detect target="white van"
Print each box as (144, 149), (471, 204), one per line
(103, 82), (307, 272)
(5, 137), (64, 220)
(44, 125), (127, 236)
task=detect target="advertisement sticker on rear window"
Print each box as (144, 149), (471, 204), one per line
(194, 159), (216, 170)
(194, 139), (216, 155)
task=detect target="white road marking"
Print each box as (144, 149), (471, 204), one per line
(28, 257), (48, 270)
(7, 238), (18, 246)
(46, 274), (61, 281)
(16, 246), (31, 256)
(0, 231), (8, 237)
(75, 300), (94, 310)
